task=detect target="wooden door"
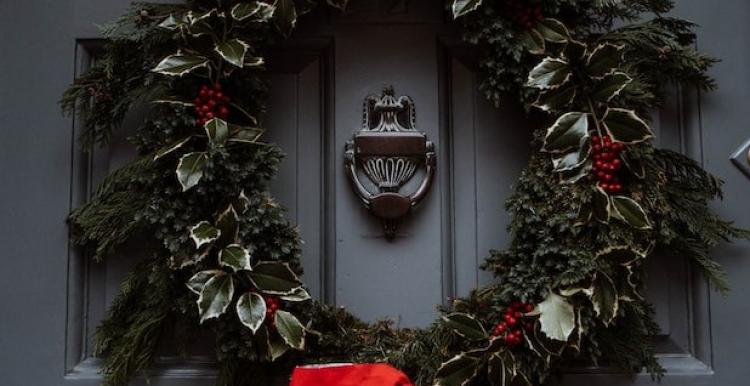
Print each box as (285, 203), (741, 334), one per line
(1, 0), (749, 385)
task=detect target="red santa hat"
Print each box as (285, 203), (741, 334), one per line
(290, 363), (415, 386)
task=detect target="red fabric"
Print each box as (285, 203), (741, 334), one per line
(289, 364), (415, 386)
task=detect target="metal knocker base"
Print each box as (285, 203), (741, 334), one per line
(344, 86), (435, 240)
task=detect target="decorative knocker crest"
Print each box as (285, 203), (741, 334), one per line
(345, 86), (436, 240)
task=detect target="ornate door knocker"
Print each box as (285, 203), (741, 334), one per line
(344, 86), (436, 240)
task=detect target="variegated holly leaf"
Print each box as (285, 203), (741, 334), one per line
(552, 136), (590, 172)
(452, 0), (483, 18)
(232, 2), (275, 21)
(535, 18), (569, 43)
(268, 329), (290, 360)
(204, 118), (229, 148)
(197, 273), (234, 323)
(176, 151), (208, 191)
(228, 124), (264, 143)
(215, 204), (239, 247)
(520, 29), (545, 55)
(611, 196), (651, 229)
(533, 84), (576, 112)
(586, 43), (624, 78)
(488, 353), (516, 386)
(592, 72), (632, 103)
(274, 0), (297, 37)
(219, 244), (252, 271)
(527, 58), (571, 89)
(275, 310), (306, 350)
(232, 190), (251, 214)
(186, 270), (222, 295)
(153, 136), (192, 161)
(602, 108), (653, 144)
(247, 262), (303, 295)
(434, 352), (482, 386)
(565, 40), (588, 62)
(158, 14), (183, 30)
(236, 292), (266, 333)
(592, 186), (612, 223)
(215, 39), (250, 67)
(542, 112), (589, 153)
(535, 291), (576, 341)
(190, 221), (220, 249)
(280, 287), (312, 302)
(596, 245), (645, 265)
(442, 313), (488, 340)
(590, 272), (619, 325)
(153, 54), (209, 76)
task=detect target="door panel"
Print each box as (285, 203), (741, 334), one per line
(2, 0), (749, 385)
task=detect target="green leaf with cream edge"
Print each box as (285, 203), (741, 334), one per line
(535, 18), (569, 43)
(190, 221), (220, 249)
(611, 195), (651, 229)
(247, 262), (303, 295)
(586, 43), (624, 79)
(152, 54), (209, 76)
(602, 108), (653, 144)
(177, 152), (209, 191)
(527, 58), (571, 89)
(204, 118), (229, 148)
(442, 313), (488, 340)
(434, 352), (482, 386)
(533, 291), (577, 341)
(197, 273), (234, 323)
(219, 244), (252, 271)
(236, 292), (266, 333)
(452, 0), (483, 18)
(186, 270), (223, 295)
(542, 112), (589, 153)
(215, 39), (250, 67)
(231, 2), (276, 22)
(274, 310), (306, 350)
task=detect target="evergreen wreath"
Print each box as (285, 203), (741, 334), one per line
(61, 1), (748, 385)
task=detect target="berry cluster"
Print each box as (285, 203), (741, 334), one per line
(591, 134), (626, 194)
(503, 0), (543, 30)
(491, 301), (535, 347)
(193, 83), (231, 127)
(265, 295), (281, 328)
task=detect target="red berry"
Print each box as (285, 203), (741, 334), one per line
(214, 83), (222, 90)
(592, 144), (602, 153)
(504, 334), (515, 345)
(524, 303), (534, 313)
(592, 135), (601, 144)
(514, 311), (522, 319)
(205, 112), (214, 120)
(218, 106), (230, 119)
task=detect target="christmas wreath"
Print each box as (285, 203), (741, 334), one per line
(61, 1), (748, 386)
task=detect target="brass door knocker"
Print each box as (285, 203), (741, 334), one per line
(344, 86), (436, 240)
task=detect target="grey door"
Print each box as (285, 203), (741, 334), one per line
(1, 1), (749, 386)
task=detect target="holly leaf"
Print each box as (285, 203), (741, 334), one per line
(152, 54), (209, 76)
(488, 353), (515, 386)
(552, 136), (590, 172)
(590, 272), (619, 326)
(215, 204), (239, 247)
(186, 270), (222, 295)
(452, 0), (483, 18)
(533, 84), (576, 112)
(535, 291), (576, 341)
(519, 29), (545, 55)
(232, 2), (276, 21)
(442, 313), (488, 340)
(592, 72), (632, 103)
(542, 112), (589, 153)
(268, 329), (290, 360)
(176, 151), (208, 191)
(247, 262), (303, 295)
(611, 196), (651, 229)
(153, 136), (192, 161)
(190, 221), (220, 249)
(228, 124), (264, 143)
(586, 43), (624, 78)
(535, 18), (569, 43)
(197, 273), (234, 323)
(232, 190), (251, 214)
(275, 310), (306, 350)
(565, 40), (588, 62)
(274, 0), (297, 37)
(158, 14), (183, 30)
(236, 292), (266, 333)
(527, 58), (571, 89)
(280, 287), (312, 302)
(592, 186), (612, 223)
(219, 244), (252, 272)
(215, 39), (250, 68)
(602, 108), (653, 144)
(204, 118), (229, 148)
(434, 352), (481, 386)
